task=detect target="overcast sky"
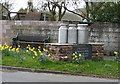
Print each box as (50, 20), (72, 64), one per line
(11, 0), (85, 12)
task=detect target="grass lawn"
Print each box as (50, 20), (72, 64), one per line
(1, 53), (119, 78)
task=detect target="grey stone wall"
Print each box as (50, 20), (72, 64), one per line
(0, 21), (119, 55)
(89, 22), (120, 55)
(1, 20), (61, 46)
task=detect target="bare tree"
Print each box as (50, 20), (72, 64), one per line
(35, 0), (67, 21)
(0, 0), (15, 11)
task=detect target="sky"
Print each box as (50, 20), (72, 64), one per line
(11, 0), (85, 12)
(1, 0), (85, 16)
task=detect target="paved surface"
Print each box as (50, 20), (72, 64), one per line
(1, 69), (118, 82)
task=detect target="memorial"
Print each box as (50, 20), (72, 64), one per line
(46, 23), (104, 61)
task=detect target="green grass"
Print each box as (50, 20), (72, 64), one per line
(1, 53), (119, 77)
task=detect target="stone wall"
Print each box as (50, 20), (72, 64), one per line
(89, 22), (120, 55)
(46, 43), (104, 61)
(0, 21), (119, 55)
(0, 20), (61, 46)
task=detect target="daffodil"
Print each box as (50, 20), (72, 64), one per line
(1, 46), (4, 50)
(73, 53), (75, 56)
(16, 48), (19, 51)
(0, 44), (2, 47)
(18, 45), (20, 48)
(39, 50), (41, 53)
(4, 43), (6, 45)
(16, 48), (19, 53)
(65, 56), (68, 58)
(28, 44), (30, 47)
(35, 53), (38, 56)
(8, 48), (11, 51)
(75, 55), (77, 58)
(43, 48), (46, 51)
(79, 54), (82, 57)
(40, 53), (43, 55)
(9, 46), (12, 49)
(76, 58), (78, 61)
(11, 48), (15, 52)
(73, 57), (75, 59)
(26, 50), (29, 52)
(33, 56), (35, 59)
(48, 54), (51, 57)
(96, 53), (99, 55)
(114, 51), (118, 55)
(38, 46), (41, 49)
(75, 52), (77, 54)
(5, 46), (9, 49)
(31, 49), (33, 51)
(33, 51), (38, 56)
(29, 47), (31, 51)
(26, 46), (29, 49)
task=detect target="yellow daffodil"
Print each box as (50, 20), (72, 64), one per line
(114, 51), (118, 55)
(33, 51), (38, 56)
(18, 45), (20, 48)
(28, 44), (30, 47)
(1, 46), (4, 50)
(4, 43), (7, 46)
(43, 48), (46, 51)
(16, 51), (19, 53)
(8, 48), (11, 51)
(33, 56), (35, 59)
(0, 44), (2, 47)
(9, 46), (12, 49)
(38, 46), (41, 49)
(65, 56), (68, 58)
(35, 53), (38, 56)
(79, 54), (82, 57)
(16, 48), (19, 51)
(40, 53), (43, 55)
(5, 46), (9, 49)
(31, 49), (34, 51)
(48, 54), (51, 57)
(31, 47), (35, 51)
(96, 53), (99, 55)
(73, 57), (75, 59)
(26, 46), (29, 49)
(73, 53), (75, 56)
(29, 47), (31, 51)
(12, 48), (15, 52)
(76, 58), (78, 61)
(75, 52), (77, 54)
(39, 50), (41, 53)
(75, 55), (77, 58)
(26, 50), (29, 52)
(33, 47), (35, 50)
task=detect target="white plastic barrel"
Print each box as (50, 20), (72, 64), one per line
(58, 23), (68, 44)
(68, 24), (77, 44)
(77, 24), (89, 44)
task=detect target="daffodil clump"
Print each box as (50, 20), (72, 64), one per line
(0, 43), (13, 57)
(72, 52), (84, 64)
(1, 43), (51, 62)
(0, 43), (24, 61)
(114, 51), (120, 62)
(25, 44), (51, 62)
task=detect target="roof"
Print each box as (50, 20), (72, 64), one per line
(24, 12), (50, 20)
(62, 12), (82, 21)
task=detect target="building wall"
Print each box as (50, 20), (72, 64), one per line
(0, 21), (119, 55)
(0, 4), (8, 20)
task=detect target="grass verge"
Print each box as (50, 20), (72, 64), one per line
(1, 53), (119, 78)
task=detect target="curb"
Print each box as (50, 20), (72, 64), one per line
(0, 65), (119, 80)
